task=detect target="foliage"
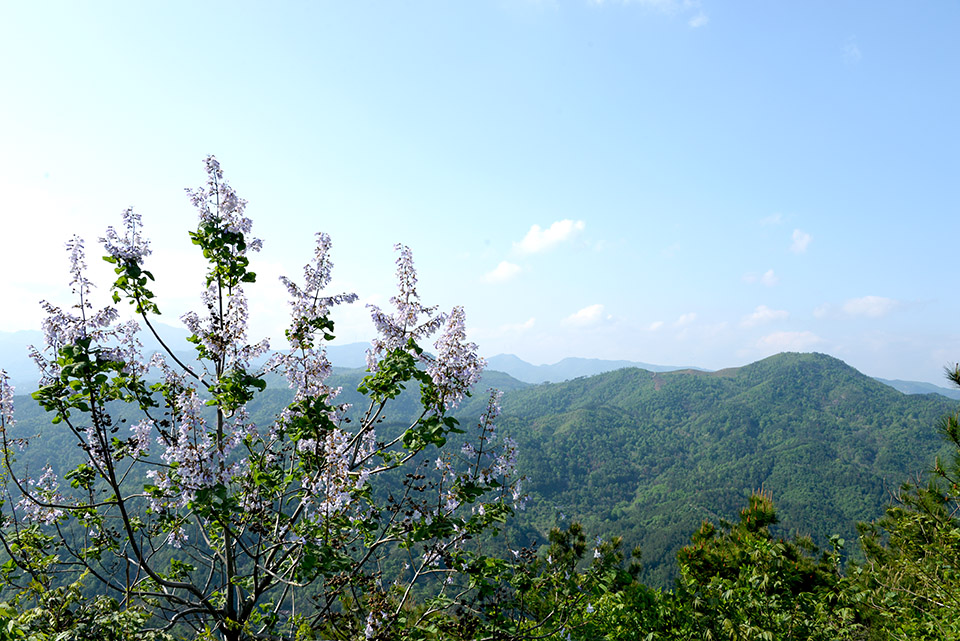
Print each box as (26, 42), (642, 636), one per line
(550, 492), (861, 641)
(851, 365), (960, 640)
(479, 521), (640, 640)
(0, 572), (163, 641)
(671, 491), (860, 640)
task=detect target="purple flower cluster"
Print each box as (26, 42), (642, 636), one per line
(100, 207), (152, 263)
(29, 237), (128, 385)
(65, 235), (93, 302)
(0, 371), (13, 429)
(149, 390), (246, 509)
(109, 319), (148, 377)
(300, 427), (373, 524)
(185, 155), (263, 254)
(272, 233), (357, 401)
(461, 390), (525, 510)
(366, 245), (445, 370)
(181, 284), (269, 369)
(129, 418), (153, 459)
(427, 306), (485, 411)
(16, 465), (64, 526)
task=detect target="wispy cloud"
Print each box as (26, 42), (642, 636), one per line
(741, 305), (789, 328)
(790, 229), (812, 254)
(843, 37), (862, 66)
(503, 317), (536, 333)
(757, 330), (822, 351)
(688, 11), (708, 27)
(515, 219), (585, 254)
(648, 320), (664, 331)
(564, 303), (606, 327)
(843, 296), (899, 318)
(589, 0), (708, 26)
(469, 317), (536, 340)
(661, 242), (681, 258)
(482, 261), (521, 283)
(590, 0), (675, 6)
(674, 312), (697, 327)
(760, 213), (783, 226)
(743, 269), (779, 287)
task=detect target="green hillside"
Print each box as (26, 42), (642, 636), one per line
(497, 352), (959, 586)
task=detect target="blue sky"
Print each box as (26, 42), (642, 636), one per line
(1, 1), (958, 384)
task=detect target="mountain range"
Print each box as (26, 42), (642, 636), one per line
(4, 328), (960, 400)
(7, 345), (959, 588)
(484, 353), (704, 384)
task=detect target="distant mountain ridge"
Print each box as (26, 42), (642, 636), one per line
(0, 330), (43, 392)
(485, 353), (705, 384)
(485, 352), (960, 400)
(4, 327), (960, 401)
(874, 377), (960, 400)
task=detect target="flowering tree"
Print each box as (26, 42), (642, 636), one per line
(0, 157), (524, 641)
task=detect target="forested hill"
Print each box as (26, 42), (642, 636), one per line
(495, 352), (960, 586)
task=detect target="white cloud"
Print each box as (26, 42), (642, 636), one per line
(589, 0), (706, 24)
(843, 37), (862, 65)
(688, 11), (708, 27)
(564, 303), (605, 327)
(468, 317), (536, 341)
(790, 229), (812, 254)
(661, 242), (681, 257)
(757, 331), (822, 352)
(674, 312), (697, 327)
(515, 219), (585, 254)
(504, 317), (536, 333)
(648, 320), (664, 331)
(813, 303), (831, 319)
(741, 305), (789, 328)
(842, 296), (899, 318)
(482, 261), (521, 283)
(746, 269), (780, 286)
(591, 0), (674, 6)
(760, 213), (783, 226)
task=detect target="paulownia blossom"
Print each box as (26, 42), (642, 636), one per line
(366, 244), (445, 370)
